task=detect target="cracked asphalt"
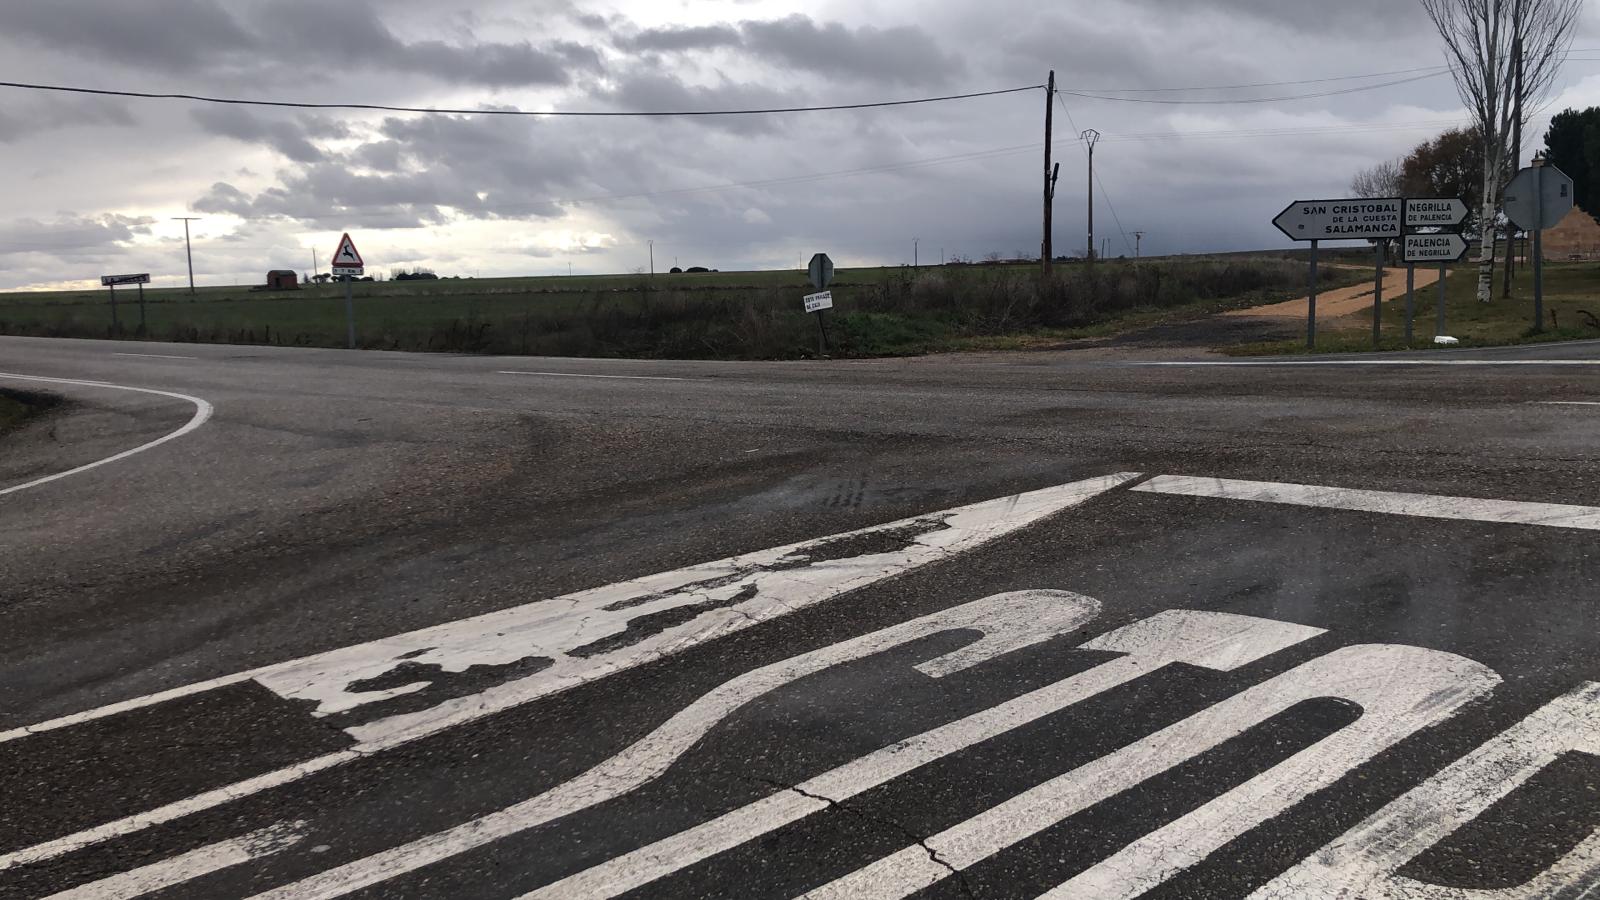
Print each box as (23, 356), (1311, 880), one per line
(4, 334), (1600, 898)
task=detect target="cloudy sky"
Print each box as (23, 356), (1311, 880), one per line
(2, 0), (1600, 291)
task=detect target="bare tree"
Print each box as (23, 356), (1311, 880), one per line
(1421, 0), (1581, 302)
(1351, 159), (1405, 198)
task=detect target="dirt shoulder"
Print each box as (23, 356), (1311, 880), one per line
(0, 388), (65, 434)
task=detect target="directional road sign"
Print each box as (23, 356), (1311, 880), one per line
(1504, 164), (1574, 231)
(803, 291), (834, 313)
(1403, 232), (1470, 264)
(1404, 198), (1469, 230)
(100, 273), (151, 286)
(808, 253), (834, 290)
(1274, 198), (1402, 241)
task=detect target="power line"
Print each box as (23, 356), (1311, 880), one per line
(1078, 65), (1451, 94)
(1059, 71), (1449, 105)
(0, 80), (1043, 117)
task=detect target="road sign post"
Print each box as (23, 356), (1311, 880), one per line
(1307, 240), (1318, 349)
(1504, 160), (1574, 335)
(330, 233), (365, 349)
(1437, 262), (1448, 338)
(1372, 241), (1385, 349)
(1400, 232), (1469, 344)
(100, 274), (149, 334)
(1274, 199), (1402, 350)
(806, 254), (835, 358)
(1404, 264), (1415, 344)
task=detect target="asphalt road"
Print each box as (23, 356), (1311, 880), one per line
(4, 334), (1600, 899)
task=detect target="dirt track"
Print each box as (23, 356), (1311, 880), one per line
(1224, 265), (1445, 320)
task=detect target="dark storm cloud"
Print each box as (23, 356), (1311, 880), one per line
(616, 25), (743, 53)
(0, 97), (136, 143)
(190, 107), (345, 163)
(2, 0), (253, 72)
(194, 113), (595, 225)
(0, 214), (155, 257)
(739, 15), (964, 86)
(0, 0), (601, 87)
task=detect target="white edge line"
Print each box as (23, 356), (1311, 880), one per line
(41, 820), (306, 900)
(1134, 474), (1600, 530)
(112, 352), (199, 361)
(497, 370), (690, 381)
(1534, 401), (1600, 406)
(0, 372), (214, 498)
(1130, 359), (1600, 366)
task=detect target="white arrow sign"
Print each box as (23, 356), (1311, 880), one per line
(1273, 198), (1402, 241)
(1403, 232), (1470, 264)
(1404, 198), (1469, 230)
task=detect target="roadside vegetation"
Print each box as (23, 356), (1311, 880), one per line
(0, 259), (1358, 360)
(1228, 260), (1600, 355)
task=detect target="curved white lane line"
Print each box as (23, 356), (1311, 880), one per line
(0, 372), (214, 497)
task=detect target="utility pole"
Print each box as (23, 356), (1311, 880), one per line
(914, 238), (919, 268)
(1082, 129), (1101, 262)
(311, 247), (319, 282)
(1502, 30), (1525, 298)
(172, 217), (200, 294)
(1042, 70), (1058, 275)
(648, 240), (654, 278)
(1134, 231), (1144, 258)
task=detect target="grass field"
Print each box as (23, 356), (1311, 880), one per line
(1229, 260), (1600, 355)
(0, 259), (1363, 360)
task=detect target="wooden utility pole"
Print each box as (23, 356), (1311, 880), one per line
(1042, 70), (1057, 275)
(1083, 129), (1101, 263)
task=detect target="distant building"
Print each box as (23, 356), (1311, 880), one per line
(266, 270), (299, 290)
(1541, 206), (1600, 261)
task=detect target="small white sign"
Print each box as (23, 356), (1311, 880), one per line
(332, 266), (363, 277)
(803, 290), (833, 313)
(100, 273), (151, 286)
(1405, 198), (1469, 230)
(1403, 233), (1470, 264)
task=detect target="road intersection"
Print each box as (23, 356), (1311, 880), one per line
(3, 335), (1600, 898)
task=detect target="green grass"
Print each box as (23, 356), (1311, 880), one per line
(0, 259), (1365, 360)
(1227, 260), (1600, 356)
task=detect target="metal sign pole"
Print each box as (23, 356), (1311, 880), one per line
(109, 284), (118, 330)
(138, 282), (147, 332)
(816, 310), (829, 357)
(1533, 161), (1545, 333)
(1436, 262), (1448, 337)
(1307, 240), (1318, 350)
(344, 275), (356, 349)
(1404, 263), (1416, 344)
(1372, 240), (1385, 349)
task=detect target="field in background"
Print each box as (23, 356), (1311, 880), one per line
(0, 259), (1359, 360)
(1229, 261), (1600, 355)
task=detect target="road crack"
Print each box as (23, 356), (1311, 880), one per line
(755, 777), (977, 899)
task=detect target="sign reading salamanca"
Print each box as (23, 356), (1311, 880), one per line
(1273, 198), (1403, 241)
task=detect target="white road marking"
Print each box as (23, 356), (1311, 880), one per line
(0, 473), (1138, 873)
(517, 610), (1323, 900)
(40, 821), (305, 900)
(1535, 400), (1600, 406)
(1253, 682), (1600, 899)
(111, 352), (198, 361)
(0, 373), (214, 498)
(807, 645), (1497, 900)
(497, 370), (690, 381)
(254, 591), (1117, 899)
(1133, 359), (1600, 366)
(1135, 475), (1600, 531)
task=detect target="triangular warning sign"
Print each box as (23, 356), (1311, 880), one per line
(332, 233), (364, 267)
